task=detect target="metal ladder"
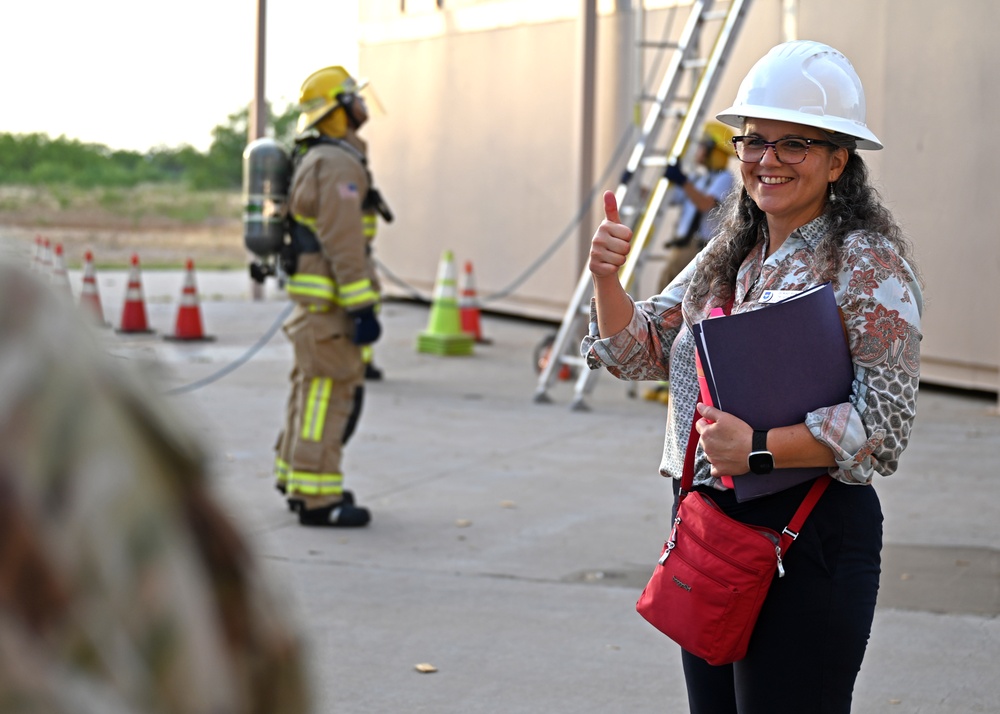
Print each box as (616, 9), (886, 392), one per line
(533, 0), (752, 410)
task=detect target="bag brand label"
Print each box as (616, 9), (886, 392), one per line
(672, 575), (692, 591)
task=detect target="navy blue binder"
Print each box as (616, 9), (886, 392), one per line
(692, 283), (853, 501)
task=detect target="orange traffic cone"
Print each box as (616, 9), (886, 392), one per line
(51, 243), (73, 296)
(116, 253), (155, 334)
(459, 260), (491, 344)
(78, 250), (107, 326)
(416, 250), (474, 356)
(164, 258), (214, 342)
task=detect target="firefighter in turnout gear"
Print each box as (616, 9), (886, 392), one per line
(274, 65), (382, 527)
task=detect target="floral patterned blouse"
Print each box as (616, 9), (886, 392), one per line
(582, 213), (923, 489)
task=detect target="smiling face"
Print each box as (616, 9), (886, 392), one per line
(740, 118), (848, 246)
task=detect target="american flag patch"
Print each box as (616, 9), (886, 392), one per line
(338, 182), (360, 200)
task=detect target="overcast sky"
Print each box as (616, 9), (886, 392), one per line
(2, 1), (359, 152)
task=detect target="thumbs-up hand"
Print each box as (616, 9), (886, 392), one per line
(589, 191), (633, 279)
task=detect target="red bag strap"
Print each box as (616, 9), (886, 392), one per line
(680, 294), (735, 498)
(778, 475), (830, 554)
(680, 418), (699, 496)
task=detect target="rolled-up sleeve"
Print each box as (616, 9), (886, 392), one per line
(582, 288), (688, 383)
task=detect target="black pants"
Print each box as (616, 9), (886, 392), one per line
(672, 478), (883, 714)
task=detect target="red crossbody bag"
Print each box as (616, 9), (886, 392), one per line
(635, 392), (830, 665)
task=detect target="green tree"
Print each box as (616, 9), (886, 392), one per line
(189, 102), (299, 190)
(272, 103), (299, 147)
(0, 103), (300, 190)
(0, 133), (170, 187)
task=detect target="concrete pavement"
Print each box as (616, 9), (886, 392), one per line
(76, 267), (1000, 713)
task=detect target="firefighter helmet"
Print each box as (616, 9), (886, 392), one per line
(716, 40), (882, 150)
(296, 66), (369, 139)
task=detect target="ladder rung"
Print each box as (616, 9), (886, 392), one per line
(682, 58), (708, 70)
(557, 355), (588, 368)
(641, 95), (691, 116)
(640, 156), (669, 168)
(701, 10), (730, 22)
(638, 40), (681, 50)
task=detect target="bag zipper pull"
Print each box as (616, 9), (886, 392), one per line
(659, 516), (681, 565)
(776, 546), (786, 578)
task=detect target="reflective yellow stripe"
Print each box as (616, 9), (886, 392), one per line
(339, 278), (377, 308)
(301, 381), (318, 440)
(288, 470), (344, 496)
(313, 378), (332, 439)
(363, 214), (377, 240)
(301, 377), (332, 441)
(288, 274), (336, 302)
(274, 457), (290, 483)
(293, 214), (318, 231)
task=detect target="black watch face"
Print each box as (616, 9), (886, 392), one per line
(748, 451), (774, 475)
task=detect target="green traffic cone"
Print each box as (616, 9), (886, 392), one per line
(417, 250), (474, 356)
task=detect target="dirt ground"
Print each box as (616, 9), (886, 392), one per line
(1, 219), (247, 270)
(0, 190), (248, 269)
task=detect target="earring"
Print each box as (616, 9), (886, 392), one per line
(828, 182), (837, 202)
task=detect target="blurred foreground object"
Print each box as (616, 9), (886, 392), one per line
(0, 264), (311, 713)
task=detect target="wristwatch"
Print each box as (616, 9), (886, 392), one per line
(748, 429), (774, 475)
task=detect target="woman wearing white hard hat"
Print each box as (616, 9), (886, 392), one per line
(584, 40), (922, 712)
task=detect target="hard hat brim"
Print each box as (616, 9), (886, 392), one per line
(716, 105), (883, 151)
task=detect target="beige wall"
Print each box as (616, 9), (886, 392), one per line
(360, 0), (1000, 393)
(360, 1), (586, 318)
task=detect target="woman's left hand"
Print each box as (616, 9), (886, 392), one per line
(694, 403), (753, 477)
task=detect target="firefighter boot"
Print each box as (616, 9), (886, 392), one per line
(298, 500), (371, 527)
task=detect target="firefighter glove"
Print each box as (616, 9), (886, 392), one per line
(665, 161), (688, 187)
(349, 306), (382, 345)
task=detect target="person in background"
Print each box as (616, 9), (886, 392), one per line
(659, 121), (738, 289)
(273, 65), (383, 527)
(645, 122), (737, 403)
(584, 40), (922, 713)
(0, 264), (310, 713)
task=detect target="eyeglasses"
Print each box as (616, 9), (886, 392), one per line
(731, 136), (838, 165)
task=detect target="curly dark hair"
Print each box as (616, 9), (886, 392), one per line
(687, 148), (919, 307)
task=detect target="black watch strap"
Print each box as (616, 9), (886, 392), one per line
(752, 429), (769, 453)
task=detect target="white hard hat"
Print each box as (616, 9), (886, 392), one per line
(717, 40), (882, 150)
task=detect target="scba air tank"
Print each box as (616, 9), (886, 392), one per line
(242, 137), (292, 258)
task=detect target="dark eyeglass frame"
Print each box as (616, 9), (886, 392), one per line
(731, 135), (839, 165)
